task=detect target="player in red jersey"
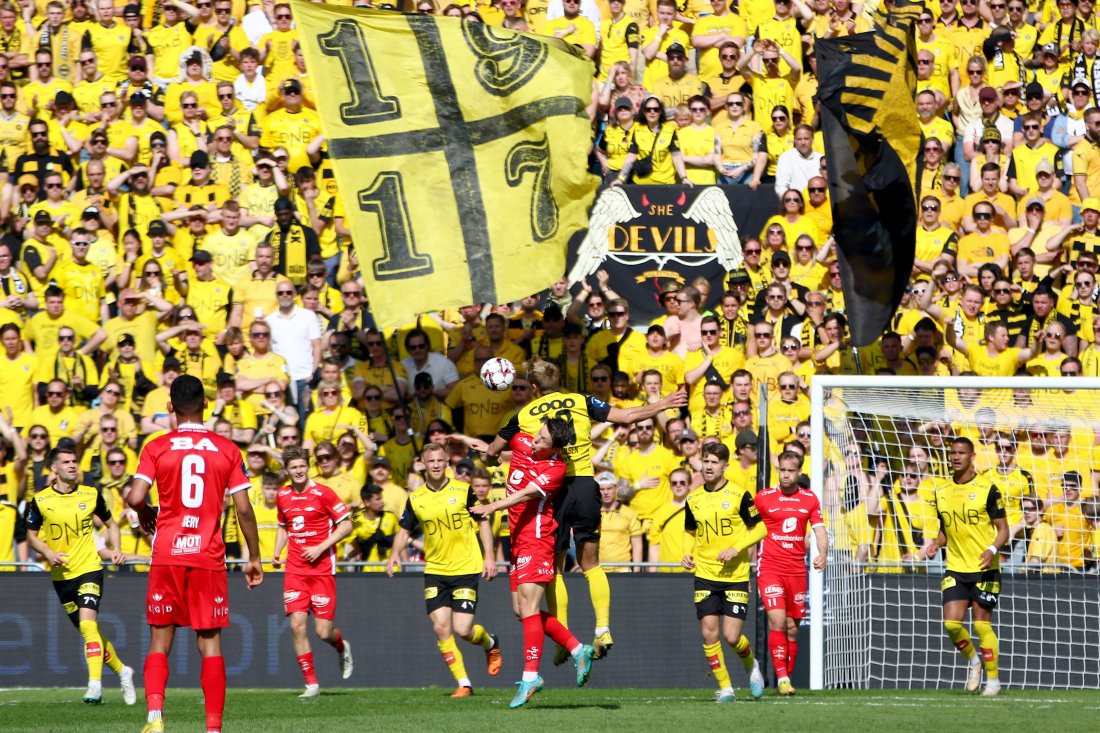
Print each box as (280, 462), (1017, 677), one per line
(753, 450), (827, 697)
(472, 419), (596, 708)
(127, 375), (262, 733)
(272, 446), (354, 697)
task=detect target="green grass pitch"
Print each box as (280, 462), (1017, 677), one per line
(1, 687), (1098, 733)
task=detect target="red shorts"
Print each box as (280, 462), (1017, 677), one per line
(146, 565), (229, 630)
(509, 533), (557, 592)
(758, 572), (808, 620)
(283, 574), (337, 620)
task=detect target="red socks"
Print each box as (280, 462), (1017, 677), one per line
(787, 635), (799, 673)
(200, 655), (226, 732)
(521, 615), (544, 673)
(144, 652), (169, 713)
(539, 611), (579, 650)
(330, 629), (346, 654)
(769, 629), (789, 680)
(297, 652), (318, 686)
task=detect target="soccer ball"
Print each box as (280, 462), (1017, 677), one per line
(480, 357), (515, 391)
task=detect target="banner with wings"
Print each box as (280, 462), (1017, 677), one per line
(566, 185), (778, 322)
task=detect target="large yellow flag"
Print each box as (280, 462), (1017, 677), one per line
(293, 2), (600, 329)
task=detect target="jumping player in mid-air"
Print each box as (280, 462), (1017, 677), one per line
(472, 419), (595, 708)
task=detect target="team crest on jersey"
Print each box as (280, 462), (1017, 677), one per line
(449, 497), (457, 505)
(781, 517), (798, 533)
(291, 516), (305, 531)
(968, 493), (976, 500)
(722, 502), (730, 509)
(78, 502), (87, 511)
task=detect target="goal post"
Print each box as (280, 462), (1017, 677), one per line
(808, 375), (1100, 691)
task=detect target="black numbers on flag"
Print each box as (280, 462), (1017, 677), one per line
(461, 23), (547, 96)
(505, 137), (558, 242)
(358, 173), (434, 280)
(318, 20), (400, 125)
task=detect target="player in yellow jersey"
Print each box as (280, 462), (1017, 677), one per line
(682, 442), (766, 702)
(925, 437), (1009, 697)
(386, 442), (501, 697)
(24, 441), (136, 705)
(487, 357), (686, 660)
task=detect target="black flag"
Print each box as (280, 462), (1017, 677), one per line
(816, 10), (922, 347)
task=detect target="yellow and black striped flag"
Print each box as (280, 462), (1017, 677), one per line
(293, 2), (600, 329)
(816, 7), (922, 347)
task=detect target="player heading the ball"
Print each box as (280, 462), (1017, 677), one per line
(127, 374), (263, 733)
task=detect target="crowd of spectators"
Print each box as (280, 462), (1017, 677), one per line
(0, 0), (1095, 577)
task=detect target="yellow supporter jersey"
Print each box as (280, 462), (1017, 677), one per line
(400, 479), (483, 576)
(508, 390), (612, 477)
(0, 110), (28, 167)
(254, 500), (280, 571)
(599, 504), (642, 567)
(685, 482), (761, 582)
(647, 500), (690, 572)
(84, 22), (132, 83)
(615, 443), (678, 520)
(352, 510), (400, 570)
(303, 405), (368, 448)
(933, 472), (1006, 574)
(25, 483), (110, 580)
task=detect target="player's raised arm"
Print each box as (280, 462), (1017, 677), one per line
(606, 389), (688, 424)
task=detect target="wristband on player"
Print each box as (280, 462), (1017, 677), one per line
(986, 544), (999, 555)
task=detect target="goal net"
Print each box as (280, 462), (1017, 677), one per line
(808, 376), (1100, 690)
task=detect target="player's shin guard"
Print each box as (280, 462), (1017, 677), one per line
(102, 638), (124, 674)
(437, 636), (469, 684)
(329, 628), (346, 654)
(78, 620), (104, 682)
(733, 635), (755, 671)
(296, 652), (318, 686)
(787, 635), (799, 673)
(200, 656), (226, 732)
(545, 573), (569, 626)
(944, 620), (976, 659)
(539, 611), (581, 652)
(521, 615), (544, 674)
(144, 652), (169, 715)
(583, 566), (611, 631)
(973, 621), (999, 679)
(768, 629), (789, 680)
(703, 641), (732, 689)
(469, 624), (492, 649)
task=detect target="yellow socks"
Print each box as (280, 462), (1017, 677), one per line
(468, 624), (492, 649)
(436, 636), (469, 686)
(103, 639), (124, 674)
(583, 566), (610, 630)
(703, 641), (731, 689)
(944, 620), (976, 660)
(78, 620), (104, 682)
(973, 621), (999, 679)
(546, 573), (569, 626)
(733, 634), (755, 671)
